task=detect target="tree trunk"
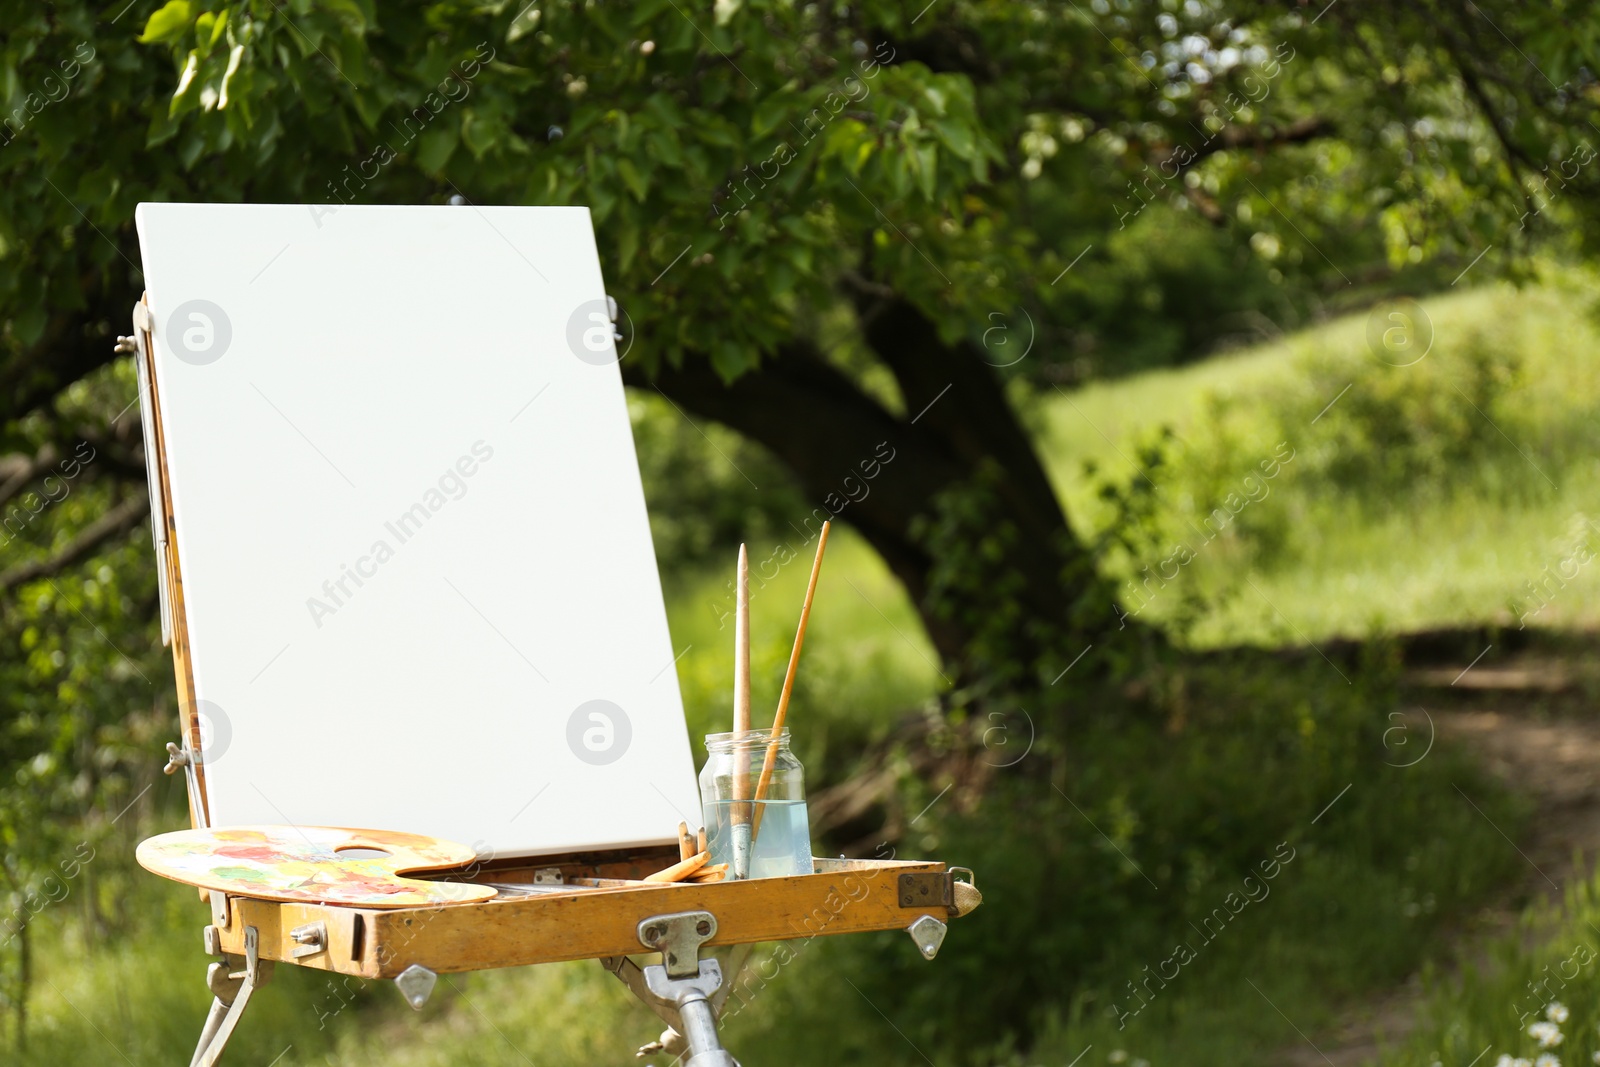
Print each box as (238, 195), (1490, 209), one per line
(627, 299), (1133, 691)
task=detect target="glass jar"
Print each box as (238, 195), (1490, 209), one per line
(699, 728), (812, 879)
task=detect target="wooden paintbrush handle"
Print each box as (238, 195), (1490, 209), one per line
(644, 850), (709, 883)
(732, 544), (752, 823)
(751, 522), (831, 840)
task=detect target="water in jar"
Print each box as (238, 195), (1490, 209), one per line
(703, 797), (813, 879)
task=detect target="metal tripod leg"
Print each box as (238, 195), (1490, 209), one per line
(190, 926), (271, 1067)
(601, 910), (747, 1065)
(640, 959), (736, 1067)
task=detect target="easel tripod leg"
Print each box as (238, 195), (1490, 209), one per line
(190, 983), (235, 1067)
(189, 926), (271, 1067)
(604, 912), (751, 1065)
(672, 990), (736, 1067)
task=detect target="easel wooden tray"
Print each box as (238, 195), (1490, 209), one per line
(210, 854), (960, 980)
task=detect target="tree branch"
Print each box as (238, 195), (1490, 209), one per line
(1160, 115), (1336, 175)
(0, 447), (60, 508)
(0, 495), (149, 596)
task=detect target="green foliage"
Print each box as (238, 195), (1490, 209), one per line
(911, 460), (1040, 694)
(628, 390), (805, 570)
(1268, 324), (1527, 503)
(1038, 199), (1302, 382)
(1053, 270), (1600, 643)
(1376, 874), (1600, 1067)
(0, 358), (170, 1047)
(6, 0), (1600, 405)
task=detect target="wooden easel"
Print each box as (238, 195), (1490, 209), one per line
(125, 292), (978, 1067)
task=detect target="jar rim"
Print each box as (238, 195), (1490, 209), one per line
(704, 727), (791, 748)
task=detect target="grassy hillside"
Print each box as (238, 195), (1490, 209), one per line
(1039, 268), (1600, 645)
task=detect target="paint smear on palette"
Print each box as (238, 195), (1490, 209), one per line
(136, 825), (496, 907)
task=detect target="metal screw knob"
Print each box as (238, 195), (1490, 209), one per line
(163, 741), (189, 775)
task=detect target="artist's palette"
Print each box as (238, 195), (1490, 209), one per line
(136, 825), (497, 907)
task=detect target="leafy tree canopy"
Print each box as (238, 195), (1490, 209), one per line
(3, 0), (1598, 417)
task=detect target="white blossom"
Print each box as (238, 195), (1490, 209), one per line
(1529, 1021), (1564, 1049)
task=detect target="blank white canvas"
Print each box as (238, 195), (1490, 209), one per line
(135, 203), (700, 859)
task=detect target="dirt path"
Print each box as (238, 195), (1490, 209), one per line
(1283, 651), (1600, 1066)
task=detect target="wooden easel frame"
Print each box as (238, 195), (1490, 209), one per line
(129, 294), (974, 1065)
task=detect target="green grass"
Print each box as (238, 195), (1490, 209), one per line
(1374, 874), (1600, 1067)
(14, 880), (348, 1066)
(11, 878), (654, 1067)
(1039, 269), (1600, 645)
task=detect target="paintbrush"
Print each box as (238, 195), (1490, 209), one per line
(730, 544), (753, 880)
(644, 850), (709, 883)
(751, 521), (830, 842)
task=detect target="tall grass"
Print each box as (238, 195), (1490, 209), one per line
(1376, 874), (1600, 1067)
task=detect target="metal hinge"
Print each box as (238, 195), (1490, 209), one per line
(897, 871), (954, 910)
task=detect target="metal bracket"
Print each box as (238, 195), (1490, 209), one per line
(602, 910), (740, 1066)
(906, 915), (948, 960)
(130, 298), (175, 651)
(209, 890), (230, 930)
(532, 866), (563, 885)
(190, 925), (272, 1067)
(289, 921), (328, 958)
(396, 964), (438, 1010)
(898, 871), (954, 910)
(638, 909), (717, 979)
(708, 941), (753, 1016)
(600, 955), (682, 1031)
(183, 752), (208, 829)
(601, 943), (753, 1033)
